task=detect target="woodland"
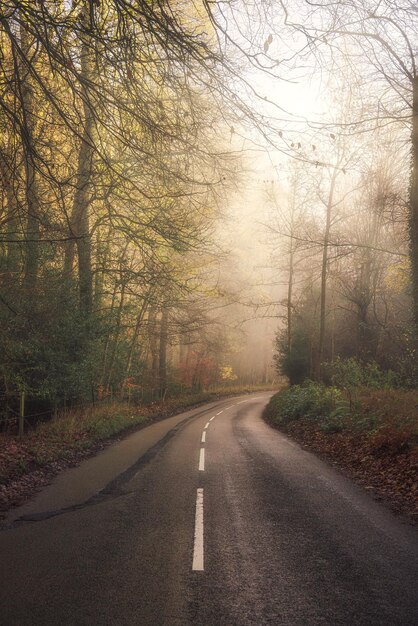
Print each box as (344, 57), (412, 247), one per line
(0, 0), (254, 426)
(0, 0), (418, 436)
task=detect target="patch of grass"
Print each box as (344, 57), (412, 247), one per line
(26, 402), (150, 466)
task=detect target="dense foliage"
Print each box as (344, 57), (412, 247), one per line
(0, 1), (259, 424)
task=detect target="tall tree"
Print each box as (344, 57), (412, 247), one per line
(277, 0), (418, 331)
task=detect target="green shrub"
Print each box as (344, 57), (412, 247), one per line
(323, 357), (363, 389)
(265, 381), (347, 425)
(323, 357), (400, 391)
(273, 328), (311, 385)
(320, 419), (345, 433)
(354, 413), (378, 432)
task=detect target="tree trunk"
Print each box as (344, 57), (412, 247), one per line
(20, 22), (40, 290)
(63, 3), (94, 313)
(148, 307), (159, 390)
(99, 280), (118, 388)
(106, 282), (126, 389)
(287, 243), (294, 353)
(316, 166), (338, 379)
(0, 149), (19, 275)
(125, 298), (149, 378)
(159, 307), (169, 399)
(410, 74), (418, 334)
(286, 177), (297, 353)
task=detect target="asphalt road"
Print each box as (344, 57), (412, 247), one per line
(1, 393), (418, 625)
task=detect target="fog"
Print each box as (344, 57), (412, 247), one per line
(0, 0), (416, 404)
(203, 0), (416, 384)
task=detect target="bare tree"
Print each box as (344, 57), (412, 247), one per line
(275, 0), (418, 331)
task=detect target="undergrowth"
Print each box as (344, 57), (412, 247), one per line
(264, 381), (349, 433)
(1, 384), (277, 484)
(264, 382), (418, 453)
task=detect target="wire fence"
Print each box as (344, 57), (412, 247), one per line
(0, 392), (114, 437)
(0, 381), (275, 437)
(0, 385), (173, 437)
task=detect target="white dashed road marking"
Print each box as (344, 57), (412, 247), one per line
(192, 488), (204, 571)
(193, 402), (235, 571)
(199, 447), (205, 471)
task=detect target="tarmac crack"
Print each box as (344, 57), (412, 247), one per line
(1, 411), (204, 531)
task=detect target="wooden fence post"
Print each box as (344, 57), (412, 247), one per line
(19, 391), (25, 438)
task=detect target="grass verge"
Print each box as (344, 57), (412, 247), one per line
(0, 384), (275, 514)
(264, 384), (418, 523)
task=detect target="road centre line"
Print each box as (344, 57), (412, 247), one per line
(192, 488), (204, 571)
(225, 405), (234, 409)
(204, 422), (210, 429)
(216, 410), (223, 415)
(209, 416), (215, 422)
(198, 448), (205, 471)
(201, 431), (206, 443)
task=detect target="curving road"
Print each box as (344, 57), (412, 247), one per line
(1, 393), (418, 625)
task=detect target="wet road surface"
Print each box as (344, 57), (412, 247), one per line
(1, 393), (417, 625)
